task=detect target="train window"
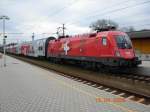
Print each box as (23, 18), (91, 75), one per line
(115, 35), (132, 49)
(102, 37), (107, 46)
(38, 46), (43, 51)
(39, 47), (41, 50)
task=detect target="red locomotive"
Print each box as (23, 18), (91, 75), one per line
(47, 30), (141, 67)
(5, 29), (141, 68)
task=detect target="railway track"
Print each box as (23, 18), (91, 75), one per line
(109, 73), (150, 83)
(9, 54), (150, 105)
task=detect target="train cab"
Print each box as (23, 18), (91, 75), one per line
(106, 31), (141, 67)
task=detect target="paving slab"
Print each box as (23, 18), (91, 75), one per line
(0, 56), (149, 112)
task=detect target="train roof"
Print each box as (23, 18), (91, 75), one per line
(68, 31), (126, 38)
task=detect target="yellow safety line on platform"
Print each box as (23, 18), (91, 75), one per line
(46, 75), (138, 112)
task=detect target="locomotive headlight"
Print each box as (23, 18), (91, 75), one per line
(115, 51), (121, 57)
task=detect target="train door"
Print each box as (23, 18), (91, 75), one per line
(38, 40), (45, 57)
(100, 36), (110, 57)
(23, 46), (27, 56)
(33, 41), (38, 57)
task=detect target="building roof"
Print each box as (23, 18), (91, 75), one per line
(127, 30), (150, 39)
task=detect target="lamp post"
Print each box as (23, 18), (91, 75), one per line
(0, 15), (10, 67)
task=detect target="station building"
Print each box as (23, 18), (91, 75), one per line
(127, 30), (150, 60)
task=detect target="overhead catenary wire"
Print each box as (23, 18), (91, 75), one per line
(47, 0), (80, 17)
(1, 22), (150, 45)
(119, 18), (150, 26)
(67, 0), (150, 25)
(66, 0), (134, 24)
(8, 0), (150, 39)
(50, 0), (132, 23)
(2, 1), (150, 43)
(122, 23), (150, 28)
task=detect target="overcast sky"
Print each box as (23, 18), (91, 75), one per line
(0, 0), (150, 44)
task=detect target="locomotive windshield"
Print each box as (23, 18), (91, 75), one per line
(115, 35), (132, 49)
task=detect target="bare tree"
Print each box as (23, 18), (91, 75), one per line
(89, 19), (118, 32)
(120, 26), (135, 32)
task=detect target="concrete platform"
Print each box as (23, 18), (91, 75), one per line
(0, 56), (149, 112)
(140, 61), (150, 67)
